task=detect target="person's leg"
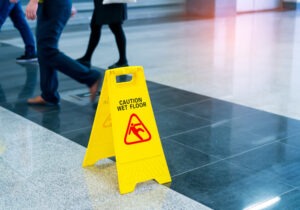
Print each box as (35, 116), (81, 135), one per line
(30, 0), (100, 104)
(0, 0), (14, 30)
(9, 1), (36, 57)
(33, 3), (59, 104)
(108, 22), (128, 68)
(77, 18), (102, 68)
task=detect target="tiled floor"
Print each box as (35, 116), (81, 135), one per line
(0, 106), (209, 210)
(1, 10), (300, 210)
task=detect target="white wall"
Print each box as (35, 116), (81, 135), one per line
(237, 0), (282, 12)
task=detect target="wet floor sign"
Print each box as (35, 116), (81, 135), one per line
(82, 66), (171, 194)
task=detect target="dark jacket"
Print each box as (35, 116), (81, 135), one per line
(91, 0), (127, 25)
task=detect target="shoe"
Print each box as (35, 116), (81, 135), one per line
(108, 62), (128, 69)
(89, 76), (101, 102)
(77, 57), (91, 68)
(16, 54), (38, 63)
(27, 96), (58, 106)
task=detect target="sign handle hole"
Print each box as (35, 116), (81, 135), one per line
(116, 74), (133, 83)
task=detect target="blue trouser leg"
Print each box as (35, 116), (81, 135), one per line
(0, 0), (14, 29)
(9, 2), (36, 55)
(0, 1), (36, 55)
(36, 0), (100, 103)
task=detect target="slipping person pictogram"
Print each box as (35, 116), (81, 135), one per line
(124, 114), (151, 145)
(129, 122), (144, 141)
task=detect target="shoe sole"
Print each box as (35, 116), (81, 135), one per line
(16, 58), (38, 63)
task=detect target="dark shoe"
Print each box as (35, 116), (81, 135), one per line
(27, 96), (58, 106)
(77, 57), (91, 68)
(108, 62), (128, 69)
(16, 54), (38, 63)
(89, 77), (101, 102)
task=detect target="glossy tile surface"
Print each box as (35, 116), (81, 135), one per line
(0, 107), (210, 210)
(228, 142), (300, 187)
(171, 161), (292, 210)
(169, 124), (262, 159)
(2, 9), (300, 210)
(264, 189), (300, 210)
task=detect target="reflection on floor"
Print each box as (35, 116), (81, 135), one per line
(2, 10), (300, 210)
(0, 106), (209, 210)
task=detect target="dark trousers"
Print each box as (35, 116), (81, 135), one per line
(82, 21), (127, 64)
(36, 0), (100, 103)
(0, 0), (36, 55)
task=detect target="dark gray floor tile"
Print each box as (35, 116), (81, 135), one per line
(265, 189), (300, 210)
(1, 100), (80, 118)
(0, 43), (23, 60)
(0, 63), (40, 104)
(228, 142), (300, 187)
(171, 161), (292, 210)
(146, 81), (171, 93)
(26, 106), (96, 134)
(175, 98), (259, 123)
(162, 140), (219, 177)
(170, 124), (268, 158)
(280, 134), (300, 149)
(223, 111), (300, 142)
(149, 87), (210, 111)
(61, 127), (92, 147)
(155, 109), (211, 138)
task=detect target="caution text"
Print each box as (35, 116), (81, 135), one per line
(117, 97), (147, 111)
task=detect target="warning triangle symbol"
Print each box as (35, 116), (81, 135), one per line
(124, 114), (151, 145)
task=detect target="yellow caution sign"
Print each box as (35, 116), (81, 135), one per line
(83, 66), (171, 194)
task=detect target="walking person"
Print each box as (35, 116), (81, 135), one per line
(25, 0), (101, 105)
(77, 0), (129, 69)
(0, 0), (37, 62)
